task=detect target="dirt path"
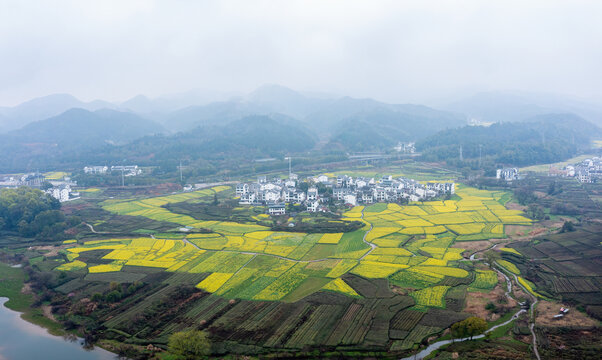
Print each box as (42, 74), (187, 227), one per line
(41, 305), (56, 322)
(83, 222), (110, 234)
(359, 207), (376, 260)
(508, 271), (541, 360)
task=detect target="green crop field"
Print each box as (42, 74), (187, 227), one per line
(50, 183), (537, 354)
(60, 184), (530, 303)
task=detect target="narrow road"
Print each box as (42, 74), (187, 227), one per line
(83, 222), (110, 234)
(401, 308), (527, 360)
(508, 271), (541, 360)
(469, 243), (498, 261)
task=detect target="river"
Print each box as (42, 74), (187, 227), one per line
(0, 297), (115, 360)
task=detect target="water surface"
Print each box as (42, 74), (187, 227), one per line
(0, 297), (115, 360)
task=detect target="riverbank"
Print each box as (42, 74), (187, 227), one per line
(0, 262), (66, 336)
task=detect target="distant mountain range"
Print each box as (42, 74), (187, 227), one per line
(442, 91), (602, 126)
(0, 94), (116, 132)
(0, 109), (165, 171)
(0, 85), (601, 172)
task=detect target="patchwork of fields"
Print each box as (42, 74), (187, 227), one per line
(60, 185), (531, 305)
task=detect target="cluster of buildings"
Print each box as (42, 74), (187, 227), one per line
(236, 173), (455, 216)
(393, 142), (416, 154)
(0, 173), (46, 188)
(0, 172), (78, 202)
(548, 157), (602, 183)
(83, 165), (142, 176)
(46, 183), (79, 202)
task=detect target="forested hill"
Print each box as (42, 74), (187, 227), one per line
(0, 108), (166, 172)
(106, 115), (317, 162)
(1, 108), (165, 149)
(0, 115), (317, 173)
(417, 113), (601, 167)
(327, 107), (465, 151)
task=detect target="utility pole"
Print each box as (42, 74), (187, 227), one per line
(179, 160), (183, 183)
(459, 145), (463, 161)
(479, 144), (482, 168)
(121, 168), (125, 187)
(285, 156), (292, 177)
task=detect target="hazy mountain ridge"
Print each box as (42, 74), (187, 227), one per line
(0, 94), (118, 132)
(443, 91), (602, 126)
(3, 85), (602, 173)
(417, 113), (601, 167)
(0, 108), (166, 171)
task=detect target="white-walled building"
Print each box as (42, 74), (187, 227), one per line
(84, 166), (108, 174)
(496, 168), (519, 181)
(268, 203), (286, 216)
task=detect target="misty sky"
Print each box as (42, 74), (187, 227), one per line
(1, 0), (602, 106)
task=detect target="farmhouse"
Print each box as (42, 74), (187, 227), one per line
(83, 166), (108, 174)
(496, 168), (519, 181)
(268, 203), (286, 216)
(111, 165), (142, 176)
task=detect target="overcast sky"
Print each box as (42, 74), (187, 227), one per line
(1, 0), (601, 106)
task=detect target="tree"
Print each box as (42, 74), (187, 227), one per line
(451, 317), (488, 340)
(560, 221), (575, 233)
(527, 204), (545, 220)
(168, 330), (210, 359)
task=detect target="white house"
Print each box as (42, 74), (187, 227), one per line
(316, 175), (329, 183)
(111, 165), (141, 176)
(307, 187), (318, 201)
(268, 203), (286, 216)
(307, 200), (320, 212)
(239, 192), (256, 204)
(344, 194), (357, 206)
(48, 185), (71, 202)
(496, 168), (519, 181)
(265, 190), (281, 202)
(84, 166), (108, 174)
(236, 183), (249, 196)
(565, 165), (575, 177)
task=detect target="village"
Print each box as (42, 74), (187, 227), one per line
(236, 173), (455, 216)
(547, 156), (602, 183)
(0, 164), (143, 203)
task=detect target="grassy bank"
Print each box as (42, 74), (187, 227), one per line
(0, 262), (65, 335)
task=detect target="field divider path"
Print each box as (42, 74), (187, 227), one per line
(83, 222), (108, 234)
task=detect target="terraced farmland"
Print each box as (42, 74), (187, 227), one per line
(60, 184), (530, 303)
(49, 183), (539, 354)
